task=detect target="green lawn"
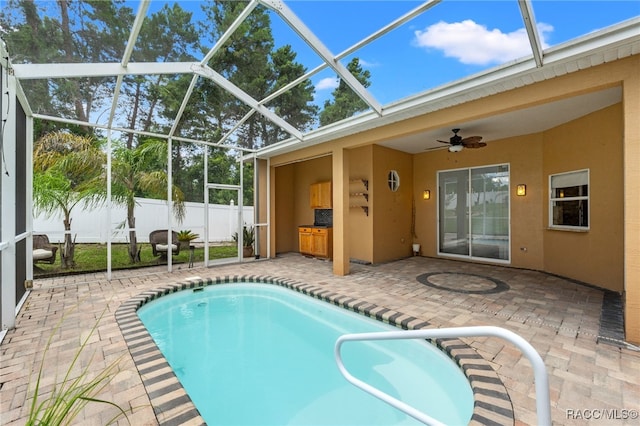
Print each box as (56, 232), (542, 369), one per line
(34, 243), (238, 276)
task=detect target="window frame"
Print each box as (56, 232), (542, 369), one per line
(548, 169), (590, 231)
(387, 170), (400, 192)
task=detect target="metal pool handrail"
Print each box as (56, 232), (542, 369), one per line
(334, 325), (551, 426)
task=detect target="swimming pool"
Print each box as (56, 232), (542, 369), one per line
(137, 283), (474, 425)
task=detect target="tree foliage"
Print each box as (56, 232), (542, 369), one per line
(1, 0), (325, 147)
(33, 131), (106, 268)
(110, 138), (186, 263)
(1, 0), (134, 138)
(1, 0), (369, 253)
(319, 57), (372, 126)
(268, 45), (319, 142)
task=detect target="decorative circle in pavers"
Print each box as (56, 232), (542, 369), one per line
(417, 272), (510, 294)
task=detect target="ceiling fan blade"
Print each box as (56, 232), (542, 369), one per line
(436, 140), (450, 144)
(462, 136), (483, 145)
(465, 142), (487, 149)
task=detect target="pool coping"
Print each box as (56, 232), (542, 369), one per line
(115, 275), (514, 425)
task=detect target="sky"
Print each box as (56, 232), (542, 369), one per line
(4, 0), (638, 120)
(262, 0), (639, 106)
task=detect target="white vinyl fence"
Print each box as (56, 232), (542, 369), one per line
(33, 197), (254, 244)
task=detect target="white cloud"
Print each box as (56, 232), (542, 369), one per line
(316, 77), (339, 91)
(414, 20), (552, 66)
(358, 59), (379, 68)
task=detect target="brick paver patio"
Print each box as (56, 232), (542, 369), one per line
(1, 254), (639, 425)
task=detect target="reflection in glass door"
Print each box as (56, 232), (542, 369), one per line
(439, 169), (470, 256)
(438, 165), (510, 262)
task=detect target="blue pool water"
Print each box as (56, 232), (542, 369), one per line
(138, 283), (473, 425)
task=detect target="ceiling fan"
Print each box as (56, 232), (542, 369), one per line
(437, 128), (486, 152)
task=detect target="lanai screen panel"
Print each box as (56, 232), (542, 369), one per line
(15, 94), (28, 305)
(2, 0), (639, 148)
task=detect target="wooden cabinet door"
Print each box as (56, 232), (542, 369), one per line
(299, 228), (313, 255)
(310, 181), (332, 208)
(318, 181), (332, 208)
(310, 184), (320, 208)
(300, 227), (332, 259)
(311, 229), (327, 257)
(310, 228), (333, 258)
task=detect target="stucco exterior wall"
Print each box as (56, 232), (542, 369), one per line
(412, 133), (545, 271)
(410, 104), (623, 291)
(348, 146), (373, 263)
(272, 103), (626, 288)
(274, 164), (295, 253)
(542, 104), (624, 291)
(622, 64), (640, 343)
(266, 55), (639, 342)
(372, 145), (413, 263)
(273, 156), (333, 255)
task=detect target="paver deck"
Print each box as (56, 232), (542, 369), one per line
(1, 254), (639, 425)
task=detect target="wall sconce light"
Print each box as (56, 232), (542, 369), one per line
(423, 190), (431, 200)
(516, 184), (526, 196)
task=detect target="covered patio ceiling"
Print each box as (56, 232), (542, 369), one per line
(3, 0), (639, 156)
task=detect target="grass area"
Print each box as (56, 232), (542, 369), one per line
(34, 243), (238, 276)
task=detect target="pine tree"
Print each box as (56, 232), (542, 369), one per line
(319, 57), (372, 126)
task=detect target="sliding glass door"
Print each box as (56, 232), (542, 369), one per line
(438, 164), (510, 262)
(439, 169), (470, 256)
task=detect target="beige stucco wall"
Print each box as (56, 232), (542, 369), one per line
(348, 146), (373, 263)
(274, 164), (295, 254)
(622, 65), (640, 343)
(542, 104), (624, 290)
(273, 156), (332, 255)
(412, 133), (545, 270)
(410, 104), (624, 291)
(372, 145), (414, 263)
(266, 55), (639, 343)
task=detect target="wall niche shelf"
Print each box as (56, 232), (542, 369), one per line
(349, 178), (369, 216)
(350, 192), (368, 202)
(350, 178), (369, 191)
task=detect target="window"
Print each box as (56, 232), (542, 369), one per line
(549, 169), (589, 230)
(387, 170), (400, 192)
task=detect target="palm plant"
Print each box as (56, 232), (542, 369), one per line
(177, 230), (199, 250)
(33, 131), (106, 269)
(232, 225), (255, 257)
(110, 138), (186, 263)
(177, 230), (199, 241)
(232, 225), (254, 247)
(243, 226), (255, 248)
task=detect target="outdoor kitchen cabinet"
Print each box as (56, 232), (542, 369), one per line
(310, 181), (332, 208)
(299, 227), (313, 255)
(298, 226), (333, 259)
